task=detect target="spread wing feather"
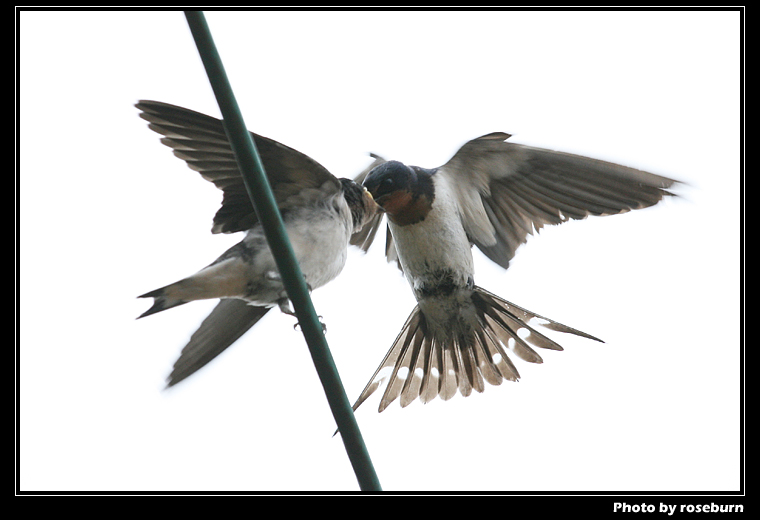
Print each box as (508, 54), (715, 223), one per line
(136, 100), (341, 234)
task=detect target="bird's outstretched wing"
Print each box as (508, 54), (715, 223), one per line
(136, 100), (342, 234)
(166, 299), (270, 388)
(437, 132), (680, 269)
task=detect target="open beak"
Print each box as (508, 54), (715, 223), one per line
(364, 187), (386, 213)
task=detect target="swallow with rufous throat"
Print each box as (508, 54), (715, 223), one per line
(354, 131), (679, 412)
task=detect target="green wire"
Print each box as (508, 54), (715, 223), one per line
(183, 11), (381, 492)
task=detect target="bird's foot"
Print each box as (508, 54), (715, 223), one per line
(293, 316), (327, 333)
(277, 298), (326, 333)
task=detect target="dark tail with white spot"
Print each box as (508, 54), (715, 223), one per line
(351, 286), (603, 413)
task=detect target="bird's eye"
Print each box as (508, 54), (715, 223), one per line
(382, 178), (394, 188)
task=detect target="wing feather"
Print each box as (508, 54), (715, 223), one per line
(437, 133), (679, 269)
(136, 100), (340, 234)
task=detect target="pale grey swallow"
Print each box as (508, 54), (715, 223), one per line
(355, 132), (679, 412)
(135, 100), (379, 387)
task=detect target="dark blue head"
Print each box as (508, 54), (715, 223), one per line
(362, 161), (435, 226)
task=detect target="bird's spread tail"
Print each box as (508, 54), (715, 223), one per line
(351, 286), (603, 413)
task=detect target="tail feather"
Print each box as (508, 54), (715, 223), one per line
(398, 321), (426, 407)
(137, 256), (251, 319)
(440, 340), (459, 402)
(137, 287), (188, 318)
(477, 319), (519, 383)
(419, 335), (440, 404)
(478, 287), (603, 343)
(473, 327), (511, 386)
(379, 311), (420, 411)
(352, 285), (603, 413)
(349, 309), (418, 413)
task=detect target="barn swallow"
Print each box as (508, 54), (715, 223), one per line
(354, 132), (678, 412)
(135, 100), (379, 387)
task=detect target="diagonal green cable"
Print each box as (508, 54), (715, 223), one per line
(183, 11), (381, 492)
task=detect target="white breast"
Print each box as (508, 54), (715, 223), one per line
(389, 174), (475, 297)
(242, 192), (351, 303)
(287, 195), (352, 289)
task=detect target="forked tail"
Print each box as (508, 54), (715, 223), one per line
(351, 286), (603, 413)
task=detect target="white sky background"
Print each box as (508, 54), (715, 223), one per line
(18, 10), (742, 493)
